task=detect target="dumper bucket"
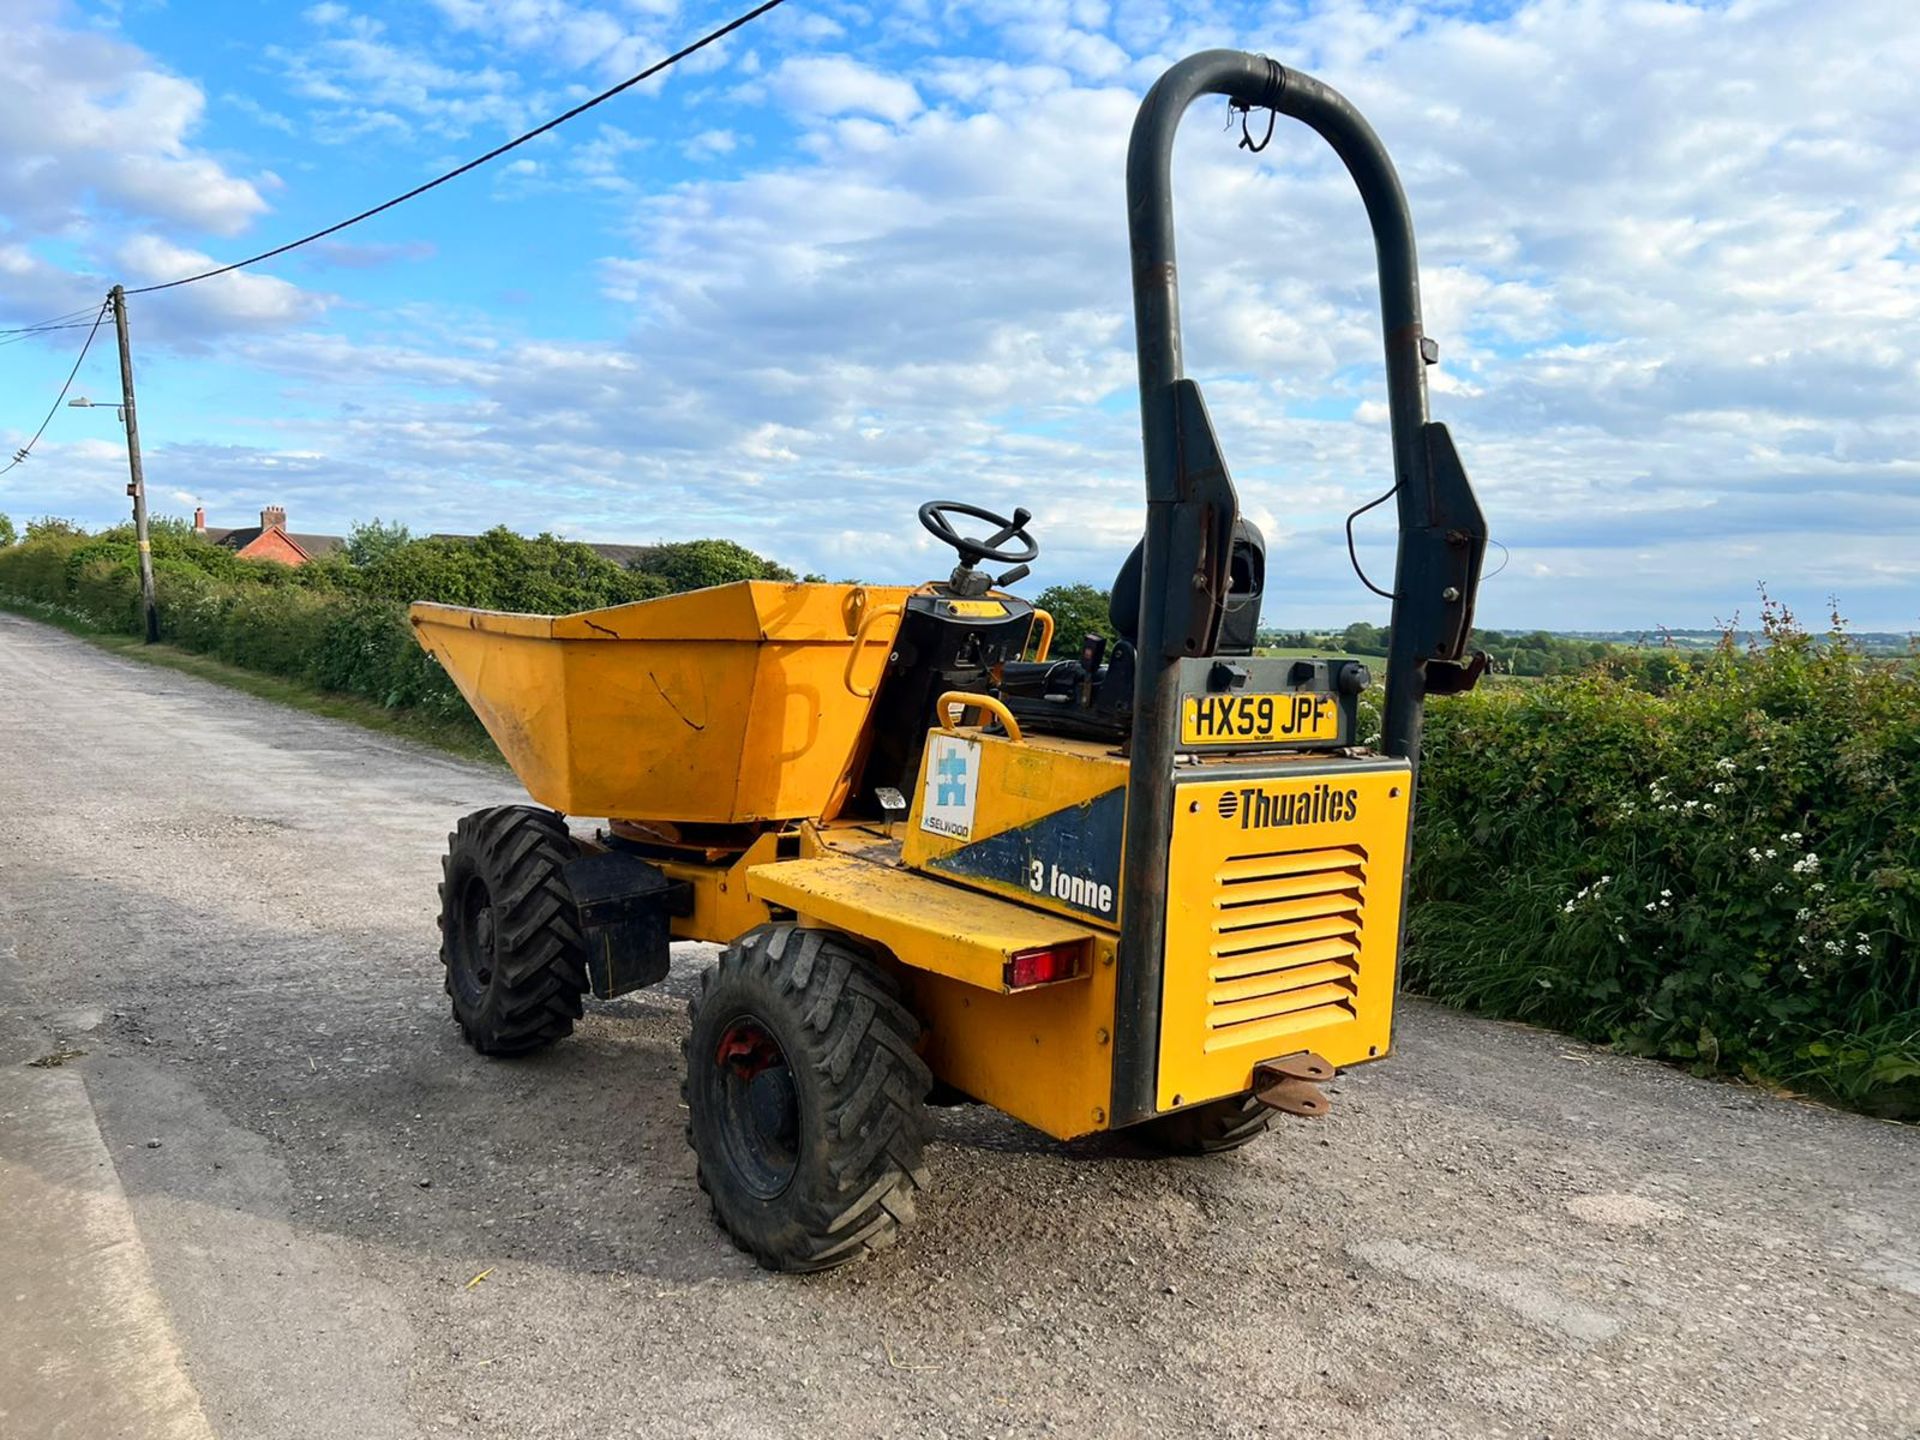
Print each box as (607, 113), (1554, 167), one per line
(411, 582), (912, 825)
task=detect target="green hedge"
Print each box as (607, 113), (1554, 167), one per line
(0, 531), (484, 739)
(1409, 609), (1919, 1117)
(0, 521), (797, 742)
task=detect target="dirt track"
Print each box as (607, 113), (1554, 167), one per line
(2, 610), (1916, 1440)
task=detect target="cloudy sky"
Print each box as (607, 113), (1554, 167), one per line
(2, 0), (1916, 630)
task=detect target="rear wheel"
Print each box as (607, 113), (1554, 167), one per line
(684, 925), (931, 1271)
(1131, 1094), (1275, 1154)
(438, 805), (589, 1055)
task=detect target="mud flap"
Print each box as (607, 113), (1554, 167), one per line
(563, 851), (693, 999)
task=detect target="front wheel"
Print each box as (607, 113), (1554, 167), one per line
(438, 805), (589, 1055)
(684, 925), (931, 1271)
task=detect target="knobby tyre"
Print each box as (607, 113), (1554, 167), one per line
(684, 924), (932, 1271)
(438, 805), (589, 1055)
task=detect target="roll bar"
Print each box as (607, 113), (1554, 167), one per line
(1111, 50), (1488, 1124)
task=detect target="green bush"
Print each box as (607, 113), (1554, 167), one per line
(1408, 602), (1919, 1117)
(635, 537), (795, 591)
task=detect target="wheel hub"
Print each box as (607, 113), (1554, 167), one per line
(713, 1018), (800, 1199)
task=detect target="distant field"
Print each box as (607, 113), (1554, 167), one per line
(1258, 646), (1373, 662)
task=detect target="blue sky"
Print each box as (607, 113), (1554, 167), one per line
(3, 0), (1917, 630)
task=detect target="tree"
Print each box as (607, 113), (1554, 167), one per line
(635, 539), (796, 593)
(1033, 582), (1116, 648)
(1341, 621), (1389, 655)
(0, 514), (14, 547)
(25, 516), (84, 541)
(345, 518), (413, 568)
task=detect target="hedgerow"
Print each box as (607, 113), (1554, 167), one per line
(0, 519), (793, 741)
(1408, 601), (1919, 1117)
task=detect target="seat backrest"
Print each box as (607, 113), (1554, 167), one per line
(1107, 518), (1266, 655)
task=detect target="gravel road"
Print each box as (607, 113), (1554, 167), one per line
(1, 610), (1915, 1440)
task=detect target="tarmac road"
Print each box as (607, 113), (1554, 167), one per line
(1, 609), (1916, 1440)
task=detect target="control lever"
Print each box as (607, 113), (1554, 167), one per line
(1078, 633), (1107, 707)
(995, 563), (1031, 587)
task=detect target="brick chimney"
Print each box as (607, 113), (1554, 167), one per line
(193, 506), (206, 534)
(260, 505), (287, 531)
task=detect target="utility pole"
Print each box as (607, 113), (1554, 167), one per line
(109, 284), (158, 643)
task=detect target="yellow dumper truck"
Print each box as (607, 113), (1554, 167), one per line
(410, 49), (1487, 1270)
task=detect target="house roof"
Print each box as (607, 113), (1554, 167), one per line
(205, 527), (345, 558)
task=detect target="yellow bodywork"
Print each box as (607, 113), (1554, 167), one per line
(411, 582), (910, 823)
(745, 854), (1095, 993)
(744, 847), (1120, 1141)
(902, 729), (1127, 926)
(1157, 763), (1410, 1111)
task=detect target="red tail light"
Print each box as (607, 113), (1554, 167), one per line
(1005, 942), (1088, 990)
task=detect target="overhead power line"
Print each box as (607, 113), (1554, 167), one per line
(0, 305), (110, 338)
(125, 0), (791, 297)
(0, 302), (111, 477)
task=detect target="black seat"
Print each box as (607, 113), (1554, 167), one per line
(1106, 518), (1265, 655)
(995, 519), (1264, 743)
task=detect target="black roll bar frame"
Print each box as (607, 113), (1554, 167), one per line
(1111, 50), (1487, 1125)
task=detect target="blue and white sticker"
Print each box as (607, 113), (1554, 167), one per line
(919, 734), (980, 840)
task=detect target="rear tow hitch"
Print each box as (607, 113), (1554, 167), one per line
(1252, 1052), (1335, 1117)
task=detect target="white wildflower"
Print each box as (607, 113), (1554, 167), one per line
(1660, 889), (1673, 898)
(1796, 908), (1811, 922)
(1714, 757), (1738, 773)
(1824, 940), (1844, 956)
(1856, 943), (1871, 956)
(1791, 854), (1820, 875)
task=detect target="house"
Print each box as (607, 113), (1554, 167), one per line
(195, 506), (344, 566)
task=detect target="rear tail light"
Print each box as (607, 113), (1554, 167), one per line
(1005, 941), (1089, 990)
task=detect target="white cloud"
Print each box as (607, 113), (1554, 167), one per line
(115, 236), (323, 332)
(0, 1), (270, 239)
(7, 1), (1920, 631)
(767, 55), (925, 124)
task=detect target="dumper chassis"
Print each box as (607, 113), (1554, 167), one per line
(412, 49), (1488, 1269)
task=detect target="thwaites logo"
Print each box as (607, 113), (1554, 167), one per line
(1216, 782), (1360, 829)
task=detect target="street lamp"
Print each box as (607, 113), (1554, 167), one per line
(67, 396), (128, 422)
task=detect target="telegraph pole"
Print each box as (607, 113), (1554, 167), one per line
(109, 285), (158, 643)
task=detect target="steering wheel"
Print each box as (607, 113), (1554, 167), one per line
(918, 501), (1040, 569)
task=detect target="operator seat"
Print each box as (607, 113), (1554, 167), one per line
(995, 519), (1266, 740)
(1106, 517), (1266, 656)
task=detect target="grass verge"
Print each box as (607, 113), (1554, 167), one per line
(0, 597), (505, 768)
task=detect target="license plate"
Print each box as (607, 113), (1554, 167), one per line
(1180, 692), (1340, 746)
